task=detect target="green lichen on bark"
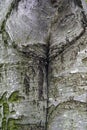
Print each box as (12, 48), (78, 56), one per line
(3, 103), (9, 117)
(2, 117), (7, 130)
(0, 92), (7, 104)
(0, 91), (24, 130)
(7, 118), (20, 130)
(8, 91), (25, 102)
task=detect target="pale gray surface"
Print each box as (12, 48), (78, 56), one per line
(0, 0), (87, 130)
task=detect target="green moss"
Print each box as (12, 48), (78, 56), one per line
(0, 92), (7, 104)
(0, 91), (24, 130)
(3, 103), (9, 117)
(8, 91), (24, 102)
(2, 117), (7, 130)
(7, 118), (19, 130)
(8, 91), (20, 102)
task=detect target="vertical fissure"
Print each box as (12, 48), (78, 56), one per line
(38, 60), (44, 100)
(45, 38), (50, 130)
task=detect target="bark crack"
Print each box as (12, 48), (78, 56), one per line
(45, 37), (50, 130)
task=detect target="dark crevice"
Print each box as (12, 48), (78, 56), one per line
(19, 38), (50, 129)
(51, 0), (58, 8)
(73, 0), (83, 8)
(38, 61), (44, 100)
(13, 0), (21, 10)
(21, 49), (47, 65)
(81, 10), (87, 27)
(45, 36), (50, 130)
(24, 73), (30, 96)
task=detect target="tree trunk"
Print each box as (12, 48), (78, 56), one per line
(0, 0), (87, 130)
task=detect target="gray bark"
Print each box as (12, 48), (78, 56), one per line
(0, 0), (87, 130)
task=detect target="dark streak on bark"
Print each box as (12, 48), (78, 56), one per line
(18, 123), (45, 130)
(45, 36), (50, 130)
(38, 61), (44, 100)
(51, 0), (57, 4)
(73, 0), (83, 8)
(24, 73), (30, 96)
(13, 0), (21, 10)
(51, 0), (58, 8)
(19, 44), (47, 64)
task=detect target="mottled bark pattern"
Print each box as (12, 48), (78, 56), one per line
(0, 0), (87, 130)
(48, 0), (87, 130)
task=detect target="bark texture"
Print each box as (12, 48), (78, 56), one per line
(0, 0), (87, 130)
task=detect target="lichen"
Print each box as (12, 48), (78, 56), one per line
(7, 118), (19, 130)
(0, 91), (24, 130)
(8, 91), (23, 102)
(3, 103), (9, 117)
(2, 117), (7, 130)
(0, 92), (7, 104)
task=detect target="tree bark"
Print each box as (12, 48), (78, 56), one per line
(0, 0), (87, 130)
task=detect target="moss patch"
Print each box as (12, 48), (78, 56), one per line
(3, 103), (9, 117)
(8, 91), (24, 102)
(0, 91), (25, 130)
(2, 117), (7, 130)
(7, 118), (19, 130)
